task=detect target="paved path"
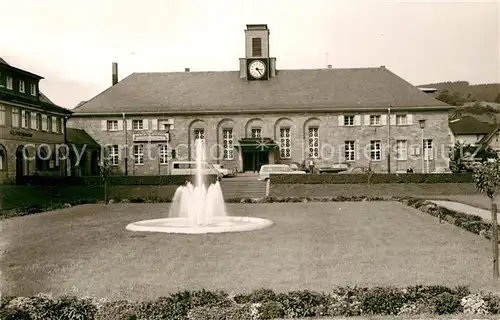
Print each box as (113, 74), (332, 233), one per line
(428, 200), (494, 222)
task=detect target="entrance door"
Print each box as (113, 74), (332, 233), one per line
(242, 151), (269, 172)
(15, 146), (24, 183)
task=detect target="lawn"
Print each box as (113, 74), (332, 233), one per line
(0, 201), (498, 301)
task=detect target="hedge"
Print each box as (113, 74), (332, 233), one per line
(270, 173), (474, 184)
(2, 286), (500, 319)
(15, 174), (219, 186)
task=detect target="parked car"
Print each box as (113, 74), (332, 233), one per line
(338, 166), (366, 174)
(170, 161), (223, 180)
(288, 163), (300, 171)
(314, 160), (349, 173)
(258, 164), (306, 181)
(212, 164), (235, 177)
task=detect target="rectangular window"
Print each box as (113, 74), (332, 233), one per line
(159, 144), (168, 165)
(132, 119), (143, 130)
(158, 119), (170, 131)
(370, 140), (381, 161)
(133, 144), (144, 165)
(36, 114), (41, 130)
(0, 105), (5, 125)
(344, 115), (354, 126)
(396, 115), (407, 125)
(30, 84), (36, 96)
(308, 127), (319, 158)
(108, 145), (119, 165)
(11, 108), (19, 128)
(6, 77), (13, 90)
(279, 127), (291, 159)
(51, 116), (57, 132)
(22, 110), (30, 128)
(30, 112), (37, 129)
(252, 37), (262, 57)
(19, 80), (25, 93)
(107, 120), (118, 131)
(194, 129), (205, 142)
(423, 139), (433, 160)
(222, 129), (234, 160)
(345, 141), (355, 162)
(251, 128), (261, 138)
(396, 140), (407, 160)
(41, 114), (48, 131)
(370, 115), (381, 125)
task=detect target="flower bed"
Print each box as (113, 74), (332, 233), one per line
(270, 173), (474, 184)
(2, 287), (500, 319)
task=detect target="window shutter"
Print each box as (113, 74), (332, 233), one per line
(151, 119), (158, 131)
(390, 114), (396, 126)
(117, 119), (123, 131)
(338, 115), (344, 126)
(407, 114), (413, 125)
(354, 115), (361, 126)
(364, 115), (370, 125)
(126, 119), (132, 130)
(101, 120), (107, 131)
(381, 115), (387, 125)
(143, 119), (149, 130)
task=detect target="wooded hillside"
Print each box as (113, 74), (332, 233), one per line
(418, 81), (500, 103)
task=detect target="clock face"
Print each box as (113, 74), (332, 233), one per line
(248, 60), (267, 79)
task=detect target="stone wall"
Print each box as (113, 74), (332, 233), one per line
(68, 110), (451, 175)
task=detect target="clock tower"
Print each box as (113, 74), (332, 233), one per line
(239, 24), (276, 81)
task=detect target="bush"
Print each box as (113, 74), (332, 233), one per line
(1, 286), (497, 319)
(16, 175), (219, 186)
(270, 173), (474, 184)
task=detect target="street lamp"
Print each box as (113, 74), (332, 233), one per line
(419, 119), (426, 173)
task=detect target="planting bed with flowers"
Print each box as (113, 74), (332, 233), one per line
(2, 286), (500, 319)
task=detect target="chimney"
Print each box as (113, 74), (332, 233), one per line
(112, 62), (118, 86)
(185, 68), (190, 72)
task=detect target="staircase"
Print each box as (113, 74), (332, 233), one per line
(220, 176), (267, 199)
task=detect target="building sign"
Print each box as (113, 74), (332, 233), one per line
(10, 130), (33, 138)
(133, 133), (170, 142)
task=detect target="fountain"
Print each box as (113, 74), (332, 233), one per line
(125, 140), (274, 234)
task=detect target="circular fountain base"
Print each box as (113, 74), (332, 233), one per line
(125, 216), (273, 234)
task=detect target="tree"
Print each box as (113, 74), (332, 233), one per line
(473, 160), (500, 279)
(365, 162), (374, 201)
(99, 158), (112, 204)
(495, 93), (500, 104)
(450, 142), (498, 172)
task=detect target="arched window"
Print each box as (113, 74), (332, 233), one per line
(0, 144), (7, 170)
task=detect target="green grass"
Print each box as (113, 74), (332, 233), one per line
(0, 201), (499, 301)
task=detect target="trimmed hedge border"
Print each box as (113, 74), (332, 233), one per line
(15, 174), (219, 186)
(2, 286), (500, 319)
(270, 173), (474, 184)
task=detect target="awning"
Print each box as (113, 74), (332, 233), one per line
(237, 137), (279, 152)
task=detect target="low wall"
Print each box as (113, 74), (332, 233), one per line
(269, 183), (478, 198)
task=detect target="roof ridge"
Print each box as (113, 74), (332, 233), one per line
(133, 66), (385, 75)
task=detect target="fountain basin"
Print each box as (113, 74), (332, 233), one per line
(126, 216), (273, 234)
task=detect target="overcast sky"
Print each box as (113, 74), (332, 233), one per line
(1, 0), (499, 109)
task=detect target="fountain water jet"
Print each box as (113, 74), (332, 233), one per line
(125, 140), (273, 234)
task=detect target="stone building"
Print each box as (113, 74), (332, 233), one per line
(69, 24), (453, 175)
(0, 58), (73, 183)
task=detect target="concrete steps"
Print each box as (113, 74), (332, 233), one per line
(220, 177), (267, 199)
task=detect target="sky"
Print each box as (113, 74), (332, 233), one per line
(1, 0), (499, 109)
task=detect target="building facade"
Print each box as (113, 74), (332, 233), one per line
(0, 58), (74, 184)
(69, 24), (454, 174)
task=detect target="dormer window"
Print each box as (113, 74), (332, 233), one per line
(30, 84), (37, 96)
(19, 80), (25, 93)
(252, 37), (262, 57)
(6, 77), (12, 90)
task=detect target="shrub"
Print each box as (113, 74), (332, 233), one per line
(234, 288), (277, 304)
(483, 292), (500, 314)
(432, 292), (463, 315)
(461, 293), (489, 315)
(275, 290), (328, 318)
(270, 173), (474, 185)
(359, 287), (406, 315)
(95, 300), (138, 320)
(257, 301), (285, 319)
(187, 304), (256, 320)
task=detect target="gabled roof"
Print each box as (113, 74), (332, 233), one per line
(0, 57), (43, 80)
(66, 128), (100, 147)
(449, 116), (496, 135)
(73, 66), (450, 115)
